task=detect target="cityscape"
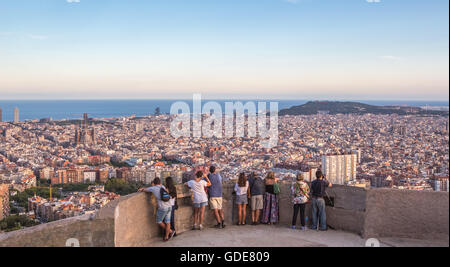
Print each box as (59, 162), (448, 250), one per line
(0, 103), (448, 232)
(0, 0), (448, 250)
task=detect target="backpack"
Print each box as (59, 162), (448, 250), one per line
(273, 183), (281, 195)
(160, 187), (171, 202)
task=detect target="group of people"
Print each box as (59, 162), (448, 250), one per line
(139, 167), (332, 242)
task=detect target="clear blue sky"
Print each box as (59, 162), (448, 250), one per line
(0, 0), (448, 100)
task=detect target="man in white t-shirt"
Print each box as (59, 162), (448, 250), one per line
(185, 171), (211, 230)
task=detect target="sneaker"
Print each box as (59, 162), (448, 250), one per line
(301, 226), (307, 231)
(170, 230), (176, 239)
(291, 225), (296, 230)
(192, 225), (198, 230)
(215, 223), (223, 229)
(199, 224), (204, 231)
(221, 222), (226, 229)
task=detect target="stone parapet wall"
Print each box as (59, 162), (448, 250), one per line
(0, 182), (448, 247)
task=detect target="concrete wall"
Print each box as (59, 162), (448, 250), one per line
(0, 214), (114, 247)
(364, 189), (449, 240)
(0, 183), (448, 247)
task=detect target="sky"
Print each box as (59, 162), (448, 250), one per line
(0, 0), (448, 100)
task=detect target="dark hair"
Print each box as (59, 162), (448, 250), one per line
(196, 171), (203, 179)
(153, 177), (161, 185)
(165, 177), (177, 198)
(316, 170), (324, 179)
(209, 166), (216, 174)
(238, 173), (247, 187)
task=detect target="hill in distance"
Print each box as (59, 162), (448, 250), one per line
(279, 101), (449, 116)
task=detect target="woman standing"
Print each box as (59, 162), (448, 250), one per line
(234, 173), (250, 225)
(165, 177), (178, 237)
(184, 171), (211, 231)
(262, 172), (279, 225)
(291, 173), (310, 231)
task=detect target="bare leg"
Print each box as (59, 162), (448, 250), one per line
(242, 204), (247, 225)
(219, 209), (225, 222)
(256, 209), (261, 223)
(199, 206), (206, 225)
(237, 205), (242, 224)
(193, 208), (199, 227)
(164, 223), (172, 240)
(214, 209), (221, 224)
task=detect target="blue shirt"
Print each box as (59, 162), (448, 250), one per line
(208, 173), (223, 198)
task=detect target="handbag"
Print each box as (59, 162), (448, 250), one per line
(273, 183), (281, 195)
(298, 184), (310, 204)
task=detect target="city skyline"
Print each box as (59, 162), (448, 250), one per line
(0, 0), (449, 100)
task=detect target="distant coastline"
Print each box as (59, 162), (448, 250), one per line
(0, 99), (448, 122)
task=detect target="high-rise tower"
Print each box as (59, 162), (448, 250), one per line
(13, 107), (19, 123)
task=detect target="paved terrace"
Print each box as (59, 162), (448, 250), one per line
(0, 183), (448, 247)
(151, 225), (448, 248)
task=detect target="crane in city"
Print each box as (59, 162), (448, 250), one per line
(33, 184), (54, 202)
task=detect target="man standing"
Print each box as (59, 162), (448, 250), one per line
(208, 166), (226, 229)
(139, 178), (174, 241)
(310, 170), (332, 231)
(248, 172), (265, 225)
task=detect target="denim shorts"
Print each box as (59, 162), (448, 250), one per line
(156, 207), (172, 224)
(193, 202), (208, 208)
(236, 194), (248, 205)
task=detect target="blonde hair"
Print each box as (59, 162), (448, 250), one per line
(297, 173), (305, 181)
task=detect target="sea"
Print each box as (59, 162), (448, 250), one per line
(0, 99), (448, 122)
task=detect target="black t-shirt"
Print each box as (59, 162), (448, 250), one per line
(311, 179), (330, 198)
(265, 184), (275, 195)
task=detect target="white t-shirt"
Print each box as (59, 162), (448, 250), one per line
(234, 181), (249, 196)
(187, 179), (208, 204)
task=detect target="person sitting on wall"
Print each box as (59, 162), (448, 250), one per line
(310, 170), (332, 231)
(138, 177), (175, 241)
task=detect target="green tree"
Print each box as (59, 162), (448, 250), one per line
(105, 178), (143, 196)
(0, 215), (38, 232)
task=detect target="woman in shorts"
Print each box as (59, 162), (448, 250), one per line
(234, 173), (251, 226)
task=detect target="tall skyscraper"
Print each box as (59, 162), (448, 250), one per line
(430, 177), (449, 192)
(0, 107), (2, 122)
(322, 154), (358, 185)
(13, 107), (19, 123)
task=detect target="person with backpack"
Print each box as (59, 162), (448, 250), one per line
(311, 170), (332, 231)
(248, 172), (265, 225)
(291, 173), (310, 231)
(208, 166), (226, 229)
(138, 177), (175, 241)
(261, 172), (280, 225)
(185, 171), (212, 231)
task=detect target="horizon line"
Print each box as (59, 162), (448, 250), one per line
(0, 98), (449, 103)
